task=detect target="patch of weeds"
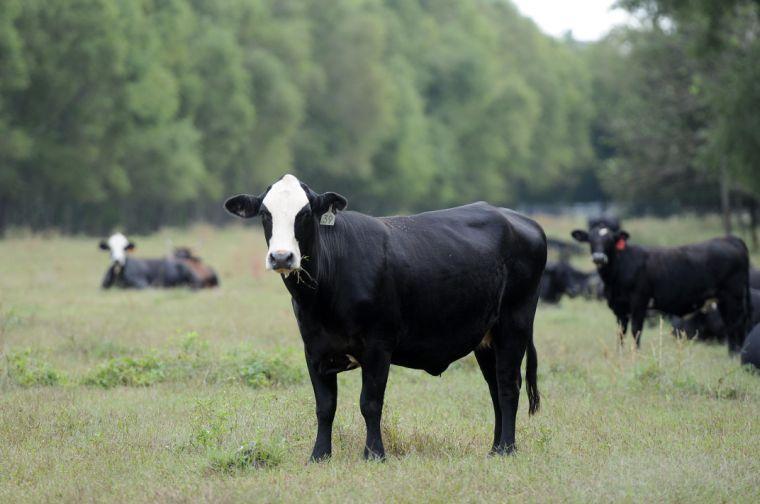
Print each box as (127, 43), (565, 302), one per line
(83, 354), (166, 388)
(215, 350), (303, 388)
(208, 441), (284, 474)
(190, 399), (233, 449)
(4, 349), (64, 387)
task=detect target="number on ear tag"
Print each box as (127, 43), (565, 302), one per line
(320, 206), (336, 226)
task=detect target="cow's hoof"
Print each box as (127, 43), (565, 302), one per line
(363, 448), (386, 462)
(490, 444), (516, 456)
(308, 452), (332, 463)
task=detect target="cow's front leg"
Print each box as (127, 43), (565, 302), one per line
(359, 347), (392, 460)
(305, 356), (337, 462)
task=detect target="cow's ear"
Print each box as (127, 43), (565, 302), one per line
(99, 240), (109, 250)
(313, 191), (347, 215)
(224, 194), (262, 218)
(571, 230), (589, 242)
(126, 242), (136, 251)
(615, 230), (630, 241)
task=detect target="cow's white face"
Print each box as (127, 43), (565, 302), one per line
(102, 233), (132, 265)
(261, 174), (309, 273)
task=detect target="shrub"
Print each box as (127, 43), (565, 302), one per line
(208, 441), (284, 474)
(83, 355), (166, 388)
(4, 350), (63, 387)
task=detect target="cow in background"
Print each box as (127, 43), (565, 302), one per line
(671, 289), (760, 341)
(173, 247), (219, 287)
(99, 233), (201, 289)
(741, 323), (760, 370)
(571, 226), (751, 352)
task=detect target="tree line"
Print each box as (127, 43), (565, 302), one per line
(0, 0), (757, 235)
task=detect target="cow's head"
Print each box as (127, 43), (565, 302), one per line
(99, 233), (135, 266)
(570, 226), (629, 267)
(224, 174), (347, 275)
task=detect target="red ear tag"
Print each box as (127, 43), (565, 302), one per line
(615, 238), (626, 251)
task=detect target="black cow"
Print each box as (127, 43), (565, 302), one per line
(224, 174), (546, 461)
(571, 227), (751, 351)
(671, 289), (760, 341)
(741, 323), (760, 370)
(540, 261), (603, 304)
(99, 233), (200, 289)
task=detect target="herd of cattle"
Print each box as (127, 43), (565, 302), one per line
(96, 174), (759, 461)
(540, 214), (760, 367)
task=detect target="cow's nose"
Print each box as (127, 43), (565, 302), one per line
(269, 250), (295, 270)
(592, 252), (608, 265)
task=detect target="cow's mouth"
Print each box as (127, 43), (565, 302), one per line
(275, 268), (294, 276)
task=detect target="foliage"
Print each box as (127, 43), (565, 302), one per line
(0, 0), (596, 233)
(4, 349), (64, 387)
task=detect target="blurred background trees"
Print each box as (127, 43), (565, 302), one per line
(0, 0), (757, 235)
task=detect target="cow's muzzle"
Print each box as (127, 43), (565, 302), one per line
(268, 250), (295, 273)
(592, 252), (608, 266)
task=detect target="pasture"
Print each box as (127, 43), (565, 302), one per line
(1, 216), (759, 503)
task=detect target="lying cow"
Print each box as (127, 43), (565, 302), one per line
(99, 233), (200, 289)
(540, 261), (603, 304)
(225, 174), (546, 461)
(571, 226), (751, 351)
(741, 323), (760, 370)
(173, 247), (219, 287)
(671, 289), (760, 341)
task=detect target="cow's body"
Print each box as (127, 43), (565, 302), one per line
(101, 256), (199, 289)
(540, 261), (603, 304)
(99, 233), (201, 289)
(225, 175), (546, 461)
(741, 323), (760, 370)
(572, 227), (751, 351)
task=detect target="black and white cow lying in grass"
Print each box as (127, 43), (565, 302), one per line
(571, 225), (752, 352)
(99, 233), (201, 289)
(224, 174), (546, 461)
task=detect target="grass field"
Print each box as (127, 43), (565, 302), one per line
(1, 216), (759, 502)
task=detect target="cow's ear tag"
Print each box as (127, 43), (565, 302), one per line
(320, 205), (336, 226)
(615, 238), (626, 251)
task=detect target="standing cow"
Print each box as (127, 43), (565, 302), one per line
(99, 233), (200, 289)
(571, 226), (751, 352)
(225, 174), (546, 461)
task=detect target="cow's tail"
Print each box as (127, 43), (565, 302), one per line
(526, 335), (540, 415)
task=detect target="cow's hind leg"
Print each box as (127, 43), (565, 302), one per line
(492, 293), (540, 455)
(474, 345), (501, 453)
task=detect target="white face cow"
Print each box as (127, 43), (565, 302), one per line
(224, 174), (347, 276)
(99, 233), (135, 266)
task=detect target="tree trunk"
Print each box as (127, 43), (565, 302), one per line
(720, 163), (732, 235)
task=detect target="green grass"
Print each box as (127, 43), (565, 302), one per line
(0, 218), (758, 502)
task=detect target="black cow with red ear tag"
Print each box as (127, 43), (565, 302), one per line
(571, 226), (752, 352)
(225, 173), (547, 462)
